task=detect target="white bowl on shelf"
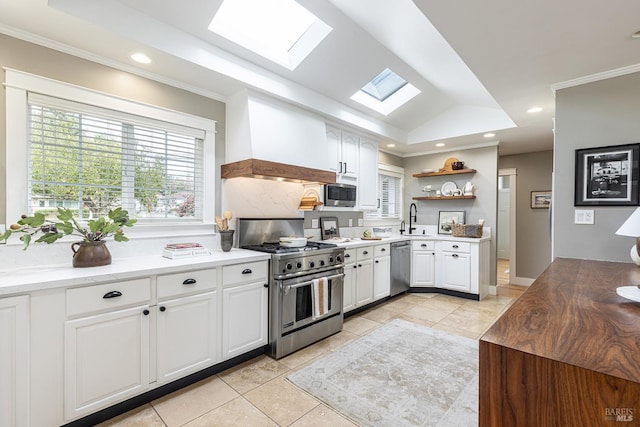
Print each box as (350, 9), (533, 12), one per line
(421, 168), (435, 173)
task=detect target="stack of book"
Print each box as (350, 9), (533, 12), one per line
(162, 242), (211, 259)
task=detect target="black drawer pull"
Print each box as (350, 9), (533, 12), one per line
(375, 260), (379, 264)
(421, 244), (427, 247)
(159, 306), (166, 312)
(103, 291), (122, 299)
(363, 251), (368, 255)
(452, 245), (459, 249)
(345, 254), (351, 258)
(183, 278), (196, 285)
(242, 268), (253, 274)
(143, 309), (150, 316)
(381, 248), (386, 252)
(263, 283), (269, 288)
(452, 254), (459, 258)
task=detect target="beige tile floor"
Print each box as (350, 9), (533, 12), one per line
(98, 290), (525, 427)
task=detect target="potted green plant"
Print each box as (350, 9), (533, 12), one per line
(1, 207), (136, 267)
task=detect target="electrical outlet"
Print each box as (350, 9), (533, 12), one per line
(348, 219), (353, 227)
(575, 209), (594, 225)
(358, 218), (364, 226)
(311, 219), (319, 229)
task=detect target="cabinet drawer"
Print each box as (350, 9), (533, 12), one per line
(157, 268), (216, 299)
(66, 278), (151, 317)
(343, 248), (357, 264)
(412, 240), (435, 251)
(223, 261), (268, 287)
(374, 244), (390, 257)
(440, 241), (471, 253)
(357, 246), (373, 260)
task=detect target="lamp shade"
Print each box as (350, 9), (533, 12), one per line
(616, 207), (640, 237)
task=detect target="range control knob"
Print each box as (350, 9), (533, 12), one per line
(320, 260), (325, 266)
(309, 261), (315, 268)
(296, 261), (302, 269)
(286, 263), (293, 270)
(336, 255), (342, 263)
(329, 256), (334, 263)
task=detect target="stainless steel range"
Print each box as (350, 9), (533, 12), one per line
(238, 218), (345, 359)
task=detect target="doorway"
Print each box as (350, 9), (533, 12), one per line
(498, 168), (517, 288)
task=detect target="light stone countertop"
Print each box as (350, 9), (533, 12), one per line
(323, 233), (490, 248)
(0, 249), (270, 296)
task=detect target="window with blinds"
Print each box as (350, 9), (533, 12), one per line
(27, 94), (204, 222)
(367, 167), (403, 219)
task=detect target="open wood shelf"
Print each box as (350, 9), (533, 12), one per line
(412, 195), (476, 201)
(412, 168), (476, 178)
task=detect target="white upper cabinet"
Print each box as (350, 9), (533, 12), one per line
(326, 124), (379, 209)
(358, 137), (379, 210)
(326, 125), (358, 182)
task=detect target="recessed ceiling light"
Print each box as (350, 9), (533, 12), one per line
(131, 53), (151, 64)
(527, 106), (543, 113)
(386, 143), (396, 148)
(436, 143), (445, 147)
(632, 30), (640, 39)
(483, 133), (495, 138)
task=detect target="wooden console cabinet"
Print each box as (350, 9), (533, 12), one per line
(480, 258), (640, 426)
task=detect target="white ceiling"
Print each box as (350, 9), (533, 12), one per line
(2, 0), (640, 157)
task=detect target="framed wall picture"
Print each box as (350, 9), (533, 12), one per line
(575, 143), (640, 206)
(438, 211), (465, 235)
(531, 191), (552, 209)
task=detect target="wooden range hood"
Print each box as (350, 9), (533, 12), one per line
(221, 158), (336, 184)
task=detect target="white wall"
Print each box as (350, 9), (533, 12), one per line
(554, 72), (640, 262)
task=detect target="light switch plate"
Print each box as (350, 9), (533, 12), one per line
(348, 219), (353, 227)
(311, 219), (319, 229)
(575, 209), (594, 225)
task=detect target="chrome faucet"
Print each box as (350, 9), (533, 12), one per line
(409, 203), (417, 234)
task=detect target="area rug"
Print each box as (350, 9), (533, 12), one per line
(287, 319), (478, 427)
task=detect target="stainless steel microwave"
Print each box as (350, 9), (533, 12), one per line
(324, 183), (357, 207)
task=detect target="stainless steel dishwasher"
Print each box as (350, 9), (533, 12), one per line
(390, 240), (411, 296)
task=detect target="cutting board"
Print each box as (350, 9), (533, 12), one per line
(361, 236), (382, 240)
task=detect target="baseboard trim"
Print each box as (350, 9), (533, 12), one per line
(512, 276), (535, 286)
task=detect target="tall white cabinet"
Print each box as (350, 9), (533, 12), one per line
(0, 295), (29, 427)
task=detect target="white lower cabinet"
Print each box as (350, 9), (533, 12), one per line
(64, 304), (150, 420)
(373, 244), (391, 299)
(440, 251), (472, 292)
(221, 261), (268, 360)
(0, 295), (29, 427)
(156, 291), (217, 384)
(156, 269), (218, 385)
(222, 281), (268, 360)
(411, 240), (435, 287)
(355, 247), (374, 307)
(342, 248), (357, 312)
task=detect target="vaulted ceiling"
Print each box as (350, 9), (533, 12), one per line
(1, 0), (640, 157)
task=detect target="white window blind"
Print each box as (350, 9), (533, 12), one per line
(367, 166), (403, 219)
(27, 93), (204, 222)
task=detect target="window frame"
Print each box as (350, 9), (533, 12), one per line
(5, 68), (216, 236)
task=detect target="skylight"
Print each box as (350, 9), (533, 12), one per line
(352, 68), (420, 115)
(361, 68), (407, 101)
(208, 0), (332, 70)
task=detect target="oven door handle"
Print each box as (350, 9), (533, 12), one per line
(280, 272), (345, 294)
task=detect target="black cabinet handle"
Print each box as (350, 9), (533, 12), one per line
(452, 245), (459, 249)
(421, 244), (427, 247)
(103, 291), (122, 299)
(263, 283), (269, 288)
(159, 306), (166, 312)
(375, 260), (379, 263)
(344, 162), (348, 172)
(345, 254), (351, 258)
(452, 254), (459, 258)
(381, 248), (386, 252)
(143, 309), (150, 316)
(363, 251), (368, 255)
(242, 268), (253, 274)
(353, 265), (357, 268)
(183, 278), (196, 285)
(358, 264), (362, 267)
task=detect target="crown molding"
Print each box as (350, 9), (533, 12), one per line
(551, 63), (640, 93)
